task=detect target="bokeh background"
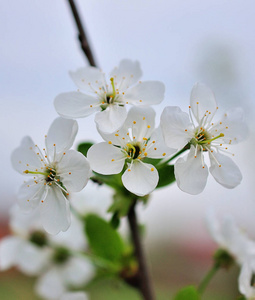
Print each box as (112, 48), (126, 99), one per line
(1, 0), (255, 299)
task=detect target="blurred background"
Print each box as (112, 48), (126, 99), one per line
(1, 0), (255, 298)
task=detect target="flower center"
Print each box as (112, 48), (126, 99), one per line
(125, 143), (142, 160)
(191, 127), (224, 149)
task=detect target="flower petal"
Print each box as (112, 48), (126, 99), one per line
(0, 236), (22, 270)
(62, 256), (94, 286)
(160, 106), (192, 150)
(239, 262), (255, 299)
(57, 150), (91, 192)
(175, 146), (209, 195)
(11, 136), (43, 174)
(110, 59), (142, 90)
(17, 180), (46, 212)
(94, 104), (127, 133)
(69, 66), (105, 92)
(46, 117), (78, 157)
(146, 127), (176, 158)
(40, 186), (71, 235)
(190, 83), (217, 123)
(122, 161), (159, 196)
(17, 243), (51, 275)
(209, 152), (242, 188)
(124, 81), (165, 105)
(36, 268), (66, 300)
(87, 142), (125, 175)
(213, 107), (248, 145)
(54, 92), (100, 119)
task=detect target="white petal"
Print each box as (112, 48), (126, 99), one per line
(209, 152), (242, 188)
(57, 150), (91, 192)
(54, 92), (100, 119)
(87, 142), (125, 175)
(122, 161), (159, 196)
(146, 127), (176, 158)
(175, 146), (209, 195)
(239, 262), (255, 298)
(70, 66), (105, 92)
(17, 243), (51, 276)
(123, 106), (156, 141)
(11, 137), (43, 174)
(61, 292), (88, 300)
(49, 215), (86, 251)
(62, 256), (94, 286)
(214, 107), (248, 145)
(97, 106), (156, 146)
(40, 186), (71, 235)
(160, 106), (192, 150)
(124, 81), (165, 105)
(36, 268), (66, 300)
(0, 236), (22, 270)
(110, 59), (142, 89)
(190, 83), (217, 123)
(17, 180), (46, 212)
(94, 105), (127, 133)
(46, 117), (78, 157)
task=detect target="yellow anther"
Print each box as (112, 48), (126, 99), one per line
(115, 134), (119, 136)
(154, 148), (157, 150)
(111, 159), (115, 162)
(128, 169), (131, 172)
(151, 168), (154, 171)
(140, 100), (142, 102)
(133, 121), (136, 124)
(108, 141), (112, 144)
(69, 172), (71, 175)
(143, 117), (145, 120)
(143, 137), (147, 141)
(162, 153), (166, 156)
(147, 125), (150, 128)
(144, 152), (148, 156)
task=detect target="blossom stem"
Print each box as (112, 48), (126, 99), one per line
(127, 202), (155, 300)
(67, 0), (97, 67)
(197, 263), (220, 295)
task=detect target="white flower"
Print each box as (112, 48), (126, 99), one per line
(207, 211), (255, 265)
(160, 83), (248, 194)
(0, 205), (51, 275)
(239, 262), (255, 300)
(87, 107), (175, 196)
(54, 59), (165, 133)
(11, 117), (91, 234)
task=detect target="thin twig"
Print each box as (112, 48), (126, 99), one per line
(128, 203), (155, 300)
(67, 0), (97, 67)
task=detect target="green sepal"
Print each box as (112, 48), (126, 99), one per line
(156, 164), (175, 189)
(174, 286), (200, 300)
(77, 141), (94, 157)
(84, 214), (125, 263)
(108, 193), (135, 218)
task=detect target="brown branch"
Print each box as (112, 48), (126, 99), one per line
(127, 203), (155, 300)
(67, 0), (97, 67)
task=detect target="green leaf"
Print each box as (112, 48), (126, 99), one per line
(92, 172), (123, 190)
(77, 142), (94, 157)
(156, 164), (175, 189)
(85, 214), (125, 263)
(174, 286), (200, 300)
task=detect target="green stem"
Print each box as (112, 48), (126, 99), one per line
(197, 263), (220, 295)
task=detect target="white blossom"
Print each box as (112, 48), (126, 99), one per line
(60, 292), (89, 300)
(160, 83), (248, 194)
(54, 59), (165, 133)
(11, 117), (91, 234)
(87, 107), (175, 196)
(207, 211), (255, 265)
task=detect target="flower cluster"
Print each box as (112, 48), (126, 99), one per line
(2, 59), (249, 299)
(0, 206), (93, 300)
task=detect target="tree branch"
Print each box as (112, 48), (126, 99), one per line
(67, 0), (97, 67)
(128, 203), (155, 300)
